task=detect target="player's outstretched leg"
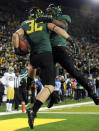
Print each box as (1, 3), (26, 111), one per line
(89, 92), (99, 105)
(48, 92), (55, 108)
(58, 48), (99, 105)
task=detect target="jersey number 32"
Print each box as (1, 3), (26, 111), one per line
(26, 20), (43, 34)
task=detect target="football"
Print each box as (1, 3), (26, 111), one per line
(19, 39), (28, 51)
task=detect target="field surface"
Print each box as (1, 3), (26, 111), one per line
(0, 101), (99, 131)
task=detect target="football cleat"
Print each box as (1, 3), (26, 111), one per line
(26, 108), (36, 129)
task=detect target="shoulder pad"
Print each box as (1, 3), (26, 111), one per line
(63, 15), (71, 23)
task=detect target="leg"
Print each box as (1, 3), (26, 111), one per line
(31, 87), (36, 103)
(6, 88), (10, 112)
(9, 88), (14, 112)
(27, 85), (54, 129)
(14, 88), (20, 110)
(27, 52), (55, 129)
(27, 64), (37, 90)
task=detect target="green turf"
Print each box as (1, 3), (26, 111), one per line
(0, 113), (27, 120)
(32, 114), (99, 131)
(44, 98), (92, 107)
(0, 113), (99, 131)
(1, 98), (98, 131)
(0, 98), (92, 112)
(43, 105), (99, 112)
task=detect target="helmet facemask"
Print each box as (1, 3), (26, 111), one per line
(46, 4), (62, 17)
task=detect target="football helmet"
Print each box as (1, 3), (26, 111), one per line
(46, 4), (62, 17)
(29, 7), (43, 19)
(8, 66), (14, 73)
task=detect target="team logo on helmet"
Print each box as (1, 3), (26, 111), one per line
(29, 7), (43, 19)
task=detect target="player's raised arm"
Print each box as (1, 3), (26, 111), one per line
(47, 23), (70, 39)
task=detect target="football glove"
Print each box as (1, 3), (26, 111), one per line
(15, 48), (28, 56)
(36, 16), (53, 23)
(67, 37), (80, 54)
(67, 37), (76, 45)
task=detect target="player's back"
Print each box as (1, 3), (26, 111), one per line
(20, 19), (52, 54)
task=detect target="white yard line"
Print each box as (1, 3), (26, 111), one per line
(0, 110), (22, 116)
(38, 112), (99, 114)
(39, 101), (94, 111)
(0, 101), (95, 116)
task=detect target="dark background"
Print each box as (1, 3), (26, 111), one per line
(0, 0), (99, 11)
(0, 0), (99, 41)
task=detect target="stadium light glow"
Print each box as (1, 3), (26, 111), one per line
(91, 0), (99, 3)
(93, 0), (99, 2)
(89, 0), (99, 6)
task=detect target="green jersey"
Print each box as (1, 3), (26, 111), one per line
(51, 15), (71, 47)
(20, 19), (52, 54)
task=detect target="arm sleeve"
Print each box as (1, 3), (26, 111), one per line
(19, 70), (28, 80)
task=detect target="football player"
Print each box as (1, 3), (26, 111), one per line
(38, 4), (99, 107)
(0, 66), (15, 112)
(12, 7), (72, 129)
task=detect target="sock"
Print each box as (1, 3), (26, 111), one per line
(6, 99), (10, 111)
(32, 100), (43, 114)
(6, 103), (9, 111)
(9, 103), (12, 111)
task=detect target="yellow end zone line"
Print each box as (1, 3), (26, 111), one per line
(0, 118), (67, 131)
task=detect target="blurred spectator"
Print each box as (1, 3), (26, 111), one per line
(75, 82), (86, 101)
(60, 76), (66, 101)
(96, 76), (99, 97)
(71, 78), (77, 99)
(0, 81), (4, 106)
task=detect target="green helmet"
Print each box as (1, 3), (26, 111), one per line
(46, 4), (62, 17)
(29, 7), (43, 19)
